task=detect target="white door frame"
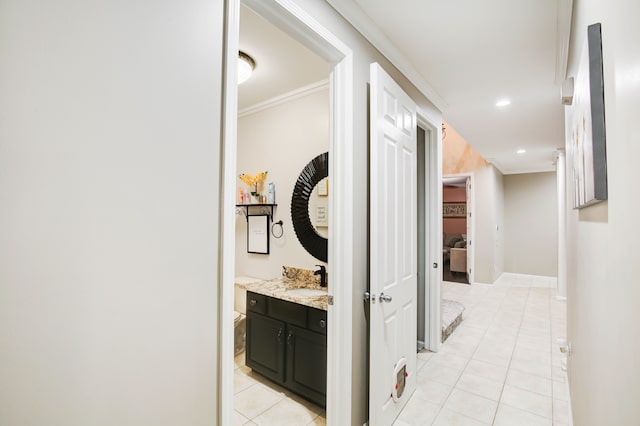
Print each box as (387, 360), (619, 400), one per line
(219, 1), (353, 424)
(442, 172), (475, 285)
(417, 113), (442, 352)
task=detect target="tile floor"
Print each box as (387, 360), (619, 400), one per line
(233, 353), (326, 425)
(234, 273), (569, 426)
(395, 274), (570, 426)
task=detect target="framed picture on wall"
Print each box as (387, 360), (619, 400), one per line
(443, 202), (466, 218)
(247, 214), (269, 254)
(565, 22), (608, 208)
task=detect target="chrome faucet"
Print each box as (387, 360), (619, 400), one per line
(314, 264), (327, 287)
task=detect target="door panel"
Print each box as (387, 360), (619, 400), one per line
(369, 63), (418, 426)
(285, 324), (327, 407)
(246, 312), (285, 383)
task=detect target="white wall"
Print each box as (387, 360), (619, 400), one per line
(0, 0), (444, 424)
(0, 1), (223, 424)
(565, 0), (640, 424)
(504, 172), (558, 276)
(278, 1), (443, 423)
(474, 165), (505, 283)
(235, 88), (329, 279)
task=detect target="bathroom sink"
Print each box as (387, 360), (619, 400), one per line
(285, 288), (327, 297)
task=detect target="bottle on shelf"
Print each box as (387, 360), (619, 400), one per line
(267, 182), (275, 204)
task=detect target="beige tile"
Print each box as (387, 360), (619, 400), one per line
(442, 388), (497, 424)
(505, 368), (552, 397)
(235, 369), (260, 394)
(432, 408), (490, 426)
(509, 358), (551, 379)
(471, 348), (512, 368)
(512, 347), (552, 365)
(417, 349), (435, 362)
(307, 414), (325, 425)
(397, 394), (441, 425)
(287, 392), (324, 416)
(416, 357), (427, 372)
(414, 377), (453, 405)
(439, 338), (479, 357)
(235, 353), (246, 369)
(475, 341), (514, 358)
(493, 404), (552, 426)
(392, 420), (413, 426)
(252, 398), (318, 426)
(500, 384), (552, 419)
(516, 335), (551, 351)
(464, 359), (508, 383)
(553, 398), (570, 424)
(234, 410), (251, 426)
(234, 381), (284, 420)
(454, 325), (486, 339)
(429, 352), (471, 371)
(419, 363), (462, 386)
(455, 372), (503, 401)
(399, 276), (566, 426)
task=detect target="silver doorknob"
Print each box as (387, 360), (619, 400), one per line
(379, 293), (392, 303)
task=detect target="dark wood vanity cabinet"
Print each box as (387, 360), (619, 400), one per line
(245, 291), (327, 407)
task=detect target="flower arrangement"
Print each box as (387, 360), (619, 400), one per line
(239, 171), (268, 196)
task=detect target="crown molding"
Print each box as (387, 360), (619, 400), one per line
(326, 0), (447, 111)
(555, 0), (574, 84)
(238, 79), (329, 118)
(502, 166), (557, 175)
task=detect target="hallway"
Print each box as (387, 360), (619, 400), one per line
(395, 275), (569, 425)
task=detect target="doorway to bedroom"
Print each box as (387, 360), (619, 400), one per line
(442, 176), (470, 285)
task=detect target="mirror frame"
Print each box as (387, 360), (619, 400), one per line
(291, 152), (328, 262)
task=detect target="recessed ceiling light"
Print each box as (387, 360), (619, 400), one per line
(238, 51), (256, 84)
(496, 99), (511, 107)
(517, 149), (526, 155)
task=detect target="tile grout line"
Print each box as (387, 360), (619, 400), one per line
(489, 283), (530, 425)
(430, 282), (508, 425)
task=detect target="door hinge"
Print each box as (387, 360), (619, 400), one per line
(328, 295), (334, 305)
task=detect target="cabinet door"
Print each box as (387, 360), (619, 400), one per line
(285, 324), (327, 407)
(246, 312), (285, 383)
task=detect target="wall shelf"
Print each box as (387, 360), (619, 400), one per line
(236, 204), (277, 221)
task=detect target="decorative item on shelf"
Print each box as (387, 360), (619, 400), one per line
(239, 171), (268, 203)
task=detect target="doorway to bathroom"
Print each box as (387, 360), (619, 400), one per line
(231, 3), (331, 423)
(220, 0), (354, 424)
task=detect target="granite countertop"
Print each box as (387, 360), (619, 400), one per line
(235, 267), (328, 311)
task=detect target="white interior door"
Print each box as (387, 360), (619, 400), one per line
(369, 63), (418, 426)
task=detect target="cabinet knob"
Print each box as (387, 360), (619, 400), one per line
(319, 319), (326, 328)
(249, 299), (257, 306)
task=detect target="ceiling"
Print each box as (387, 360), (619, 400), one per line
(239, 1), (570, 174)
(238, 5), (329, 111)
(328, 0), (571, 174)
